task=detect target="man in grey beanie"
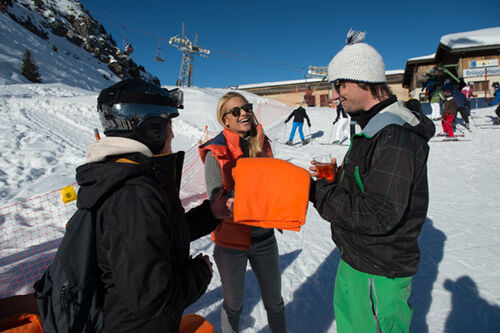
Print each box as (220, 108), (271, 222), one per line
(308, 30), (435, 333)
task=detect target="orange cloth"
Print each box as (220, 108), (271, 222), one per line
(0, 313), (42, 333)
(179, 314), (214, 333)
(232, 158), (310, 231)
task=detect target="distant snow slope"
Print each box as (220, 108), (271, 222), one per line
(0, 1), (119, 90)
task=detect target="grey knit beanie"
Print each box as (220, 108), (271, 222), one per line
(327, 29), (386, 84)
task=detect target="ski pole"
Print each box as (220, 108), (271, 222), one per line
(440, 117), (465, 135)
(327, 123), (334, 144)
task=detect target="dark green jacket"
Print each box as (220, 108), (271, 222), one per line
(311, 99), (435, 278)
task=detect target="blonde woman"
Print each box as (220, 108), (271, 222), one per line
(199, 92), (287, 332)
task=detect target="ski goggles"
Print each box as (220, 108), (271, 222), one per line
(100, 103), (179, 131)
(224, 103), (253, 117)
(167, 88), (184, 109)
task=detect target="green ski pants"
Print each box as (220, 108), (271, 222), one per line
(334, 259), (413, 333)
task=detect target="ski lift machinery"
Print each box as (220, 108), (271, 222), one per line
(155, 39), (165, 62)
(121, 27), (133, 56)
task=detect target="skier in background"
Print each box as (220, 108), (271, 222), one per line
(451, 88), (470, 130)
(430, 86), (444, 120)
(490, 82), (500, 124)
(284, 105), (311, 145)
(332, 101), (350, 144)
(441, 90), (458, 140)
(461, 81), (475, 116)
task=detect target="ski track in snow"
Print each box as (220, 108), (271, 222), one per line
(1, 84), (500, 332)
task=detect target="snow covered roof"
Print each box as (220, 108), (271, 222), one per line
(440, 27), (500, 49)
(408, 53), (436, 62)
(237, 78), (324, 89)
(385, 69), (404, 75)
(238, 70), (404, 89)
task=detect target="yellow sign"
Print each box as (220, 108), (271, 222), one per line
(59, 185), (77, 204)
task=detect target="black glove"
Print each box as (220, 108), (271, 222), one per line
(405, 99), (422, 114)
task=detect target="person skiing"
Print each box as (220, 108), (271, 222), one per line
(309, 29), (435, 333)
(430, 86), (444, 120)
(461, 81), (474, 100)
(451, 88), (470, 130)
(331, 101), (350, 144)
(490, 82), (500, 124)
(441, 90), (458, 140)
(284, 105), (311, 145)
(75, 79), (231, 332)
(199, 92), (287, 333)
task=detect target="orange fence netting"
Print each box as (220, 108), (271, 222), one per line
(0, 102), (292, 299)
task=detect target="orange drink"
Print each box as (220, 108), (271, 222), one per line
(316, 163), (336, 182)
(313, 154), (336, 182)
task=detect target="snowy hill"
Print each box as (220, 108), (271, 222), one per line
(1, 4), (500, 330)
(0, 0), (158, 90)
(1, 81), (500, 332)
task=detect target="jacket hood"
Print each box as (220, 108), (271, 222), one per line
(76, 137), (184, 209)
(361, 100), (435, 141)
(85, 136), (153, 163)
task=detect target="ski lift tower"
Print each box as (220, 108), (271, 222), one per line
(169, 23), (210, 87)
(307, 66), (328, 78)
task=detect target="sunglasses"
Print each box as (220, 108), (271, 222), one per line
(225, 103), (253, 117)
(333, 80), (345, 93)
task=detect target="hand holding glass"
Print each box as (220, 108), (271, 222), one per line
(311, 154), (337, 182)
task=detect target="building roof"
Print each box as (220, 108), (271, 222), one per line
(237, 70), (404, 90)
(408, 53), (435, 62)
(439, 27), (500, 50)
(403, 27), (500, 88)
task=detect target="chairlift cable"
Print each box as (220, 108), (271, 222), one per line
(86, 6), (305, 73)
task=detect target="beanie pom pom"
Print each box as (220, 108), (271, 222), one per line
(346, 28), (366, 45)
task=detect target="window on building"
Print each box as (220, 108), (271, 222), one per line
(472, 80), (488, 93)
(320, 94), (329, 107)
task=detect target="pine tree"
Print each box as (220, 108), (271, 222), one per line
(21, 49), (42, 83)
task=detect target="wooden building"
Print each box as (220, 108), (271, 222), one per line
(237, 71), (407, 107)
(403, 27), (500, 100)
(238, 27), (500, 106)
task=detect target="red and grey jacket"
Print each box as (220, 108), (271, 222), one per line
(199, 125), (273, 250)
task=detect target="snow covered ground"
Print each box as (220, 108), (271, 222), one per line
(1, 82), (500, 332)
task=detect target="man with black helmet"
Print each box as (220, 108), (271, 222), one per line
(76, 78), (231, 332)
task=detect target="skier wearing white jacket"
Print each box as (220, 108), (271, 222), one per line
(332, 101), (350, 144)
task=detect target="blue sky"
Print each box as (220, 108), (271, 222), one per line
(80, 0), (500, 88)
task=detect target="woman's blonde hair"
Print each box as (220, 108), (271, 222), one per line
(216, 92), (264, 157)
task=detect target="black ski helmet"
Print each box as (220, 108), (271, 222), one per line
(97, 79), (183, 154)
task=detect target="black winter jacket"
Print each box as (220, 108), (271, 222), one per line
(76, 138), (218, 333)
(285, 106), (311, 126)
(311, 99), (435, 278)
